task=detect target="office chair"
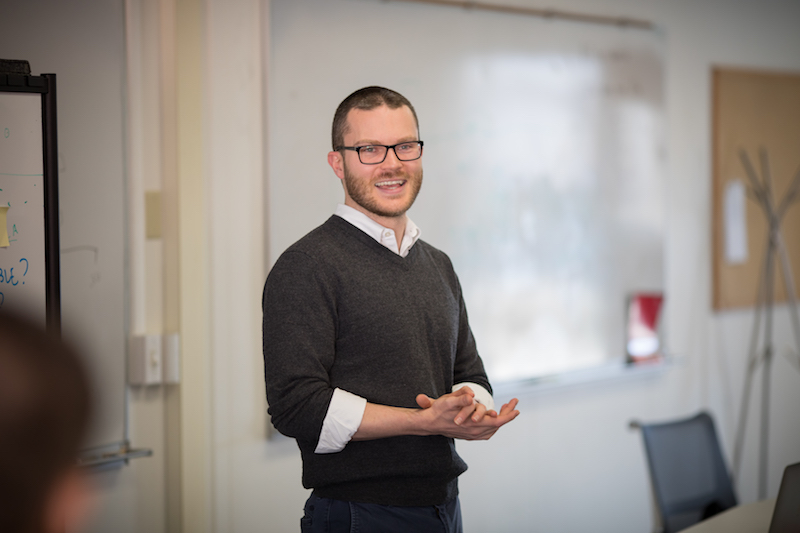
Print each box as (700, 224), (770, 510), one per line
(631, 411), (737, 533)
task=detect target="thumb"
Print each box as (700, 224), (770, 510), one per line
(416, 393), (434, 409)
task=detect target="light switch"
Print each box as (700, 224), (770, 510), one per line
(129, 334), (163, 386)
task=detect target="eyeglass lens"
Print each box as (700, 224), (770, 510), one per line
(358, 143), (422, 164)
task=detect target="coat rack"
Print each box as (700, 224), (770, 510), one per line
(732, 147), (800, 500)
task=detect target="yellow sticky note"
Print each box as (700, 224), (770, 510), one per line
(0, 206), (9, 247)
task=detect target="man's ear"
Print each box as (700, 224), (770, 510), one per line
(328, 150), (345, 181)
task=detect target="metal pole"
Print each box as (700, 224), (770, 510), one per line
(733, 235), (769, 482)
(733, 150), (770, 484)
(775, 165), (800, 369)
(759, 217), (777, 500)
(776, 232), (800, 370)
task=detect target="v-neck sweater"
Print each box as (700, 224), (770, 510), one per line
(262, 215), (491, 506)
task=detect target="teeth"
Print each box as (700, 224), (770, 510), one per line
(376, 180), (404, 187)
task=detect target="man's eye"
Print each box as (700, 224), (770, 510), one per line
(359, 146), (377, 153)
(397, 143), (414, 151)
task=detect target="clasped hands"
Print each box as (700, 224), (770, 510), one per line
(414, 387), (519, 441)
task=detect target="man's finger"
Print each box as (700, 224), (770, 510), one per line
(453, 396), (479, 425)
(470, 402), (487, 423)
(446, 390), (476, 409)
(453, 385), (474, 397)
(499, 398), (519, 416)
(416, 394), (433, 409)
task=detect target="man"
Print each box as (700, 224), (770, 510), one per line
(263, 86), (519, 533)
(0, 313), (93, 533)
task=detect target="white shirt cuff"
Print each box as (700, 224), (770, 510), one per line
(452, 382), (495, 411)
(314, 388), (367, 454)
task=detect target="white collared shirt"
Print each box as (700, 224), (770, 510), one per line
(315, 205), (494, 454)
(334, 203), (420, 257)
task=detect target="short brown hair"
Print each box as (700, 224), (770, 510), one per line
(331, 86), (419, 150)
(0, 314), (91, 533)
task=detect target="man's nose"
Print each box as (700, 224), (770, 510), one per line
(381, 146), (403, 167)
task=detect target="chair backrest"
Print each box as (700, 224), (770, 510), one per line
(636, 411), (737, 533)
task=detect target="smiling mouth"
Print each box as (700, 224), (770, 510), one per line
(375, 179), (406, 191)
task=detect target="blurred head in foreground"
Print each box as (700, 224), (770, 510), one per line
(0, 313), (93, 533)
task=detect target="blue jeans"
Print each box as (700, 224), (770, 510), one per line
(300, 493), (463, 533)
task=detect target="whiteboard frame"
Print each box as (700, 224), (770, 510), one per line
(0, 71), (61, 334)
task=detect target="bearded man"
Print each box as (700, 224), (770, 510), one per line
(263, 86), (519, 533)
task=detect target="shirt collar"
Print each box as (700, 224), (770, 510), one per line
(334, 204), (421, 257)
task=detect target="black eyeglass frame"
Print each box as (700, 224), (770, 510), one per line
(335, 141), (424, 165)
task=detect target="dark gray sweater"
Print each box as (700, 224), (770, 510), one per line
(262, 215), (491, 506)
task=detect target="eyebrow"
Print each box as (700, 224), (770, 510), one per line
(351, 136), (419, 146)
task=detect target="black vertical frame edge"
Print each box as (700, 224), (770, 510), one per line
(42, 73), (61, 336)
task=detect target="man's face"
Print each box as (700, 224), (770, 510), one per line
(328, 105), (423, 221)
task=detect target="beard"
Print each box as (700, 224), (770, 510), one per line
(342, 162), (423, 218)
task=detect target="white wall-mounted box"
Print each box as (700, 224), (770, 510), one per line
(128, 335), (163, 386)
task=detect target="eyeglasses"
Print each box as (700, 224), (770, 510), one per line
(336, 141), (424, 165)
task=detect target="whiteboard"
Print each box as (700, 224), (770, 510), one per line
(270, 0), (665, 382)
(1, 0), (129, 449)
(0, 92), (47, 325)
